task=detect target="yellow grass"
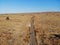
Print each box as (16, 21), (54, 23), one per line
(0, 12), (60, 45)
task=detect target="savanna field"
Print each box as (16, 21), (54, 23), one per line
(0, 12), (60, 45)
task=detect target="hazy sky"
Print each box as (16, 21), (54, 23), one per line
(0, 0), (60, 14)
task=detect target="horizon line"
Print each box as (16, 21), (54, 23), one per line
(0, 11), (60, 14)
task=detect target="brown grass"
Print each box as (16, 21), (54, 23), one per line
(0, 12), (60, 45)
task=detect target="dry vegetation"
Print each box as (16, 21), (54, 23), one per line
(0, 12), (60, 45)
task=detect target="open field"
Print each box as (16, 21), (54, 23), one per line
(0, 12), (60, 45)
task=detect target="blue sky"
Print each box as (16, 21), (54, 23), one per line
(0, 0), (60, 14)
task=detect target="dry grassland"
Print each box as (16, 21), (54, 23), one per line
(0, 12), (60, 45)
